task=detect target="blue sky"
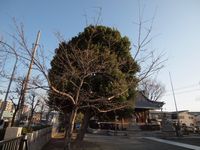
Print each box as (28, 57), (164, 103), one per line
(0, 0), (200, 111)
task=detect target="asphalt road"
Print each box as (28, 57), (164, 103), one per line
(84, 134), (198, 150)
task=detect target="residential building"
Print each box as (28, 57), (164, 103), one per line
(22, 105), (29, 114)
(0, 100), (14, 121)
(195, 115), (200, 127)
(149, 110), (200, 128)
(32, 112), (42, 124)
(176, 111), (195, 127)
(190, 112), (200, 127)
(2, 111), (13, 121)
(0, 100), (14, 113)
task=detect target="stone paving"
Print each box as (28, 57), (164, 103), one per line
(42, 131), (200, 150)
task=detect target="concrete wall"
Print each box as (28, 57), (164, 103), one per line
(27, 127), (52, 150)
(2, 127), (51, 150)
(4, 127), (22, 139)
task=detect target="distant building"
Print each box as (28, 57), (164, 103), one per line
(190, 112), (200, 127)
(175, 110), (195, 127)
(0, 100), (14, 113)
(32, 112), (42, 124)
(134, 92), (164, 124)
(195, 115), (200, 127)
(149, 110), (165, 124)
(0, 100), (14, 121)
(22, 105), (29, 114)
(149, 110), (200, 128)
(90, 91), (165, 130)
(2, 111), (13, 121)
(4, 100), (14, 112)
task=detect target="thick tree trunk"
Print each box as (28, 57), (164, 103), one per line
(76, 111), (91, 142)
(64, 107), (78, 150)
(11, 109), (18, 127)
(64, 112), (71, 138)
(27, 111), (34, 129)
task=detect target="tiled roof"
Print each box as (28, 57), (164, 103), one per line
(135, 92), (164, 109)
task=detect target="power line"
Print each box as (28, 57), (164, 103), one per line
(164, 88), (200, 96)
(165, 83), (200, 93)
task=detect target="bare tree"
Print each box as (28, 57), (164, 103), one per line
(132, 7), (166, 82)
(139, 78), (165, 101)
(0, 18), (166, 150)
(0, 22), (41, 125)
(0, 40), (19, 119)
(26, 92), (40, 129)
(10, 77), (25, 126)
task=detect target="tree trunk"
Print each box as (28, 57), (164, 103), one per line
(27, 111), (34, 129)
(11, 109), (17, 127)
(121, 118), (124, 130)
(76, 111), (91, 142)
(64, 112), (71, 138)
(64, 107), (78, 150)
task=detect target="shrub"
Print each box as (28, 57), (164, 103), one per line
(22, 125), (52, 134)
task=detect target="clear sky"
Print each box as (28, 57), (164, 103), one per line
(0, 0), (200, 112)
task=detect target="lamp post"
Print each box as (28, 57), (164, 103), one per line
(0, 52), (18, 120)
(16, 31), (40, 125)
(169, 72), (181, 136)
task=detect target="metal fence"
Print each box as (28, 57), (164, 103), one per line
(0, 135), (28, 150)
(0, 129), (6, 141)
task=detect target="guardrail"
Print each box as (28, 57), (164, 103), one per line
(0, 135), (28, 150)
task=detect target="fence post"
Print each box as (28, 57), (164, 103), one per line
(19, 135), (28, 150)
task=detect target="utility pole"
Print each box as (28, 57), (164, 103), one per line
(169, 72), (180, 136)
(16, 31), (41, 125)
(0, 56), (18, 119)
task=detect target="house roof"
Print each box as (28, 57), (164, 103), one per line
(135, 92), (164, 110)
(189, 112), (200, 116)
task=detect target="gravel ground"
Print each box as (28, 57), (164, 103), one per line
(43, 132), (200, 150)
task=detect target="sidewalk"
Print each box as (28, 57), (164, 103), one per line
(42, 138), (65, 150)
(42, 133), (65, 150)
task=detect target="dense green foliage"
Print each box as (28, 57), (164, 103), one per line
(48, 25), (139, 114)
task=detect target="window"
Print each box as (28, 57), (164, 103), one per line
(189, 116), (193, 119)
(179, 116), (184, 119)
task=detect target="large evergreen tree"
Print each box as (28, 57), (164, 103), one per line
(48, 25), (139, 149)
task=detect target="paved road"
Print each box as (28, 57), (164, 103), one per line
(84, 134), (191, 150)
